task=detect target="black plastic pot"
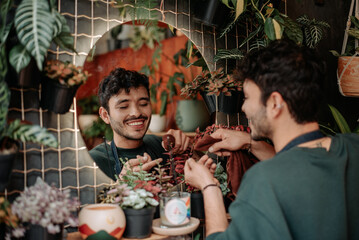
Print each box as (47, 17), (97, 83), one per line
(40, 79), (80, 114)
(5, 58), (41, 89)
(25, 224), (63, 240)
(201, 91), (244, 115)
(0, 143), (18, 192)
(191, 192), (205, 220)
(192, 0), (230, 28)
(123, 207), (156, 239)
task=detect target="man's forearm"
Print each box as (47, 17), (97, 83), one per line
(202, 185), (228, 236)
(251, 140), (275, 161)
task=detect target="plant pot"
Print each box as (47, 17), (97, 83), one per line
(5, 58), (41, 89)
(191, 0), (230, 28)
(200, 91), (244, 115)
(337, 56), (359, 97)
(123, 207), (155, 239)
(0, 140), (18, 192)
(149, 114), (166, 133)
(78, 114), (98, 131)
(190, 192), (205, 220)
(25, 224), (63, 240)
(78, 204), (126, 240)
(40, 79), (80, 114)
(175, 99), (210, 132)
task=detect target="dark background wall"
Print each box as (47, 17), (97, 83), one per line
(288, 0), (359, 129)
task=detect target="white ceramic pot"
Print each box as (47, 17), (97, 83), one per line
(78, 204), (126, 240)
(148, 114), (166, 133)
(78, 114), (98, 131)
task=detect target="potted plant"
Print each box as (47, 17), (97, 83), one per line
(214, 1), (330, 61)
(181, 68), (243, 115)
(0, 79), (58, 192)
(82, 118), (113, 150)
(9, 177), (79, 239)
(0, 0), (75, 87)
(41, 60), (90, 114)
(98, 167), (161, 239)
(77, 95), (99, 132)
(331, 9), (359, 97)
(0, 197), (21, 239)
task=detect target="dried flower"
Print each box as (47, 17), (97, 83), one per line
(11, 177), (80, 236)
(181, 68), (242, 98)
(44, 60), (90, 86)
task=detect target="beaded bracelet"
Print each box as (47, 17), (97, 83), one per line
(202, 183), (220, 191)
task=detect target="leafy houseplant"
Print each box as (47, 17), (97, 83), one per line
(0, 0), (74, 76)
(98, 167), (161, 239)
(181, 68), (243, 114)
(41, 60), (90, 114)
(214, 1), (330, 62)
(10, 177), (79, 238)
(0, 197), (21, 239)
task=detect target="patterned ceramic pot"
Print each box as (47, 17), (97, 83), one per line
(78, 204), (126, 240)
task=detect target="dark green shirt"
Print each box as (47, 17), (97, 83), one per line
(89, 135), (168, 181)
(207, 133), (359, 240)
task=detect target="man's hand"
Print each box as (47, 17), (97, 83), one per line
(163, 129), (191, 154)
(208, 128), (251, 156)
(119, 153), (162, 179)
(184, 155), (217, 190)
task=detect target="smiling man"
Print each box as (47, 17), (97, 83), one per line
(90, 68), (190, 181)
(184, 40), (359, 239)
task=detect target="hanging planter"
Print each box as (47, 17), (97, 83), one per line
(40, 60), (90, 114)
(0, 150), (17, 192)
(200, 91), (243, 115)
(337, 56), (359, 97)
(335, 0), (359, 97)
(123, 207), (156, 239)
(40, 79), (80, 114)
(5, 59), (41, 89)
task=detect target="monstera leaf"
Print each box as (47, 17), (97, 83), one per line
(14, 0), (54, 71)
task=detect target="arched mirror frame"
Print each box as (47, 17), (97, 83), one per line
(4, 0), (239, 207)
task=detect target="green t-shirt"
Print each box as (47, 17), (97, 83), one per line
(207, 133), (359, 240)
(89, 135), (168, 181)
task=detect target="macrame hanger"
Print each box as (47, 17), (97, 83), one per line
(341, 0), (358, 55)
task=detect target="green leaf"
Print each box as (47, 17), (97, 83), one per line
(329, 104), (351, 133)
(186, 40), (193, 60)
(15, 0), (54, 70)
(214, 48), (243, 62)
(6, 119), (58, 147)
(0, 79), (10, 135)
(234, 0), (246, 22)
(264, 17), (276, 41)
(0, 44), (8, 77)
(51, 11), (76, 52)
(350, 16), (359, 29)
(159, 91), (168, 116)
(281, 14), (303, 44)
(0, 0), (13, 45)
(186, 57), (207, 68)
(9, 44), (31, 73)
(329, 50), (341, 57)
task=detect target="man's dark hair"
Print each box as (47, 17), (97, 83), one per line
(98, 68), (150, 112)
(236, 40), (326, 123)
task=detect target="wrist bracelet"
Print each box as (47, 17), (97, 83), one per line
(202, 183), (220, 191)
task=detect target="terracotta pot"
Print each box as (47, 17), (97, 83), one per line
(78, 204), (126, 240)
(337, 56), (359, 97)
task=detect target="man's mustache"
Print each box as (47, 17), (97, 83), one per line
(124, 115), (148, 122)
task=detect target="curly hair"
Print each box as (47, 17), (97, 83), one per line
(98, 68), (150, 112)
(235, 40), (326, 124)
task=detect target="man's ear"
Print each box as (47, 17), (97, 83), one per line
(267, 92), (285, 117)
(99, 106), (110, 124)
